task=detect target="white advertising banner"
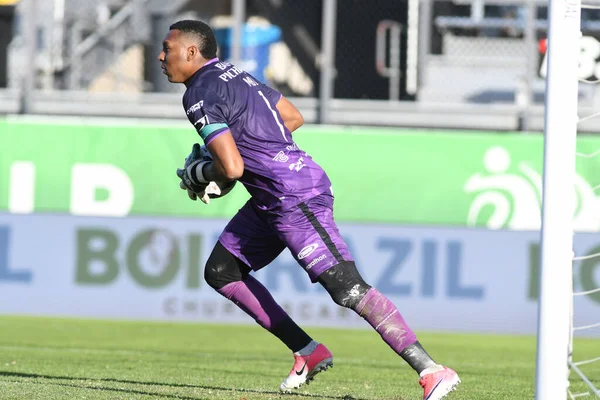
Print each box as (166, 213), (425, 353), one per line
(1, 213), (599, 336)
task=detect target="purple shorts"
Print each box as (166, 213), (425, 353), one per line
(218, 192), (353, 282)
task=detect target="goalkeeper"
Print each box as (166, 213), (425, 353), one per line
(160, 19), (460, 399)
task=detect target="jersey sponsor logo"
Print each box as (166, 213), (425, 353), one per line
(289, 157), (305, 172)
(286, 143), (299, 151)
(306, 255), (326, 270)
(186, 101), (204, 115)
(298, 243), (318, 260)
(272, 151), (289, 162)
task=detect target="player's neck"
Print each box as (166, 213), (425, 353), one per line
(184, 58), (219, 87)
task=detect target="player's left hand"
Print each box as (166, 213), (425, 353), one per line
(184, 142), (211, 166)
(177, 143), (212, 200)
(177, 162), (208, 193)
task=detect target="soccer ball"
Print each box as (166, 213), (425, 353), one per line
(186, 143), (237, 200)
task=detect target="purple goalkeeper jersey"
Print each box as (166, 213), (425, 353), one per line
(182, 58), (331, 212)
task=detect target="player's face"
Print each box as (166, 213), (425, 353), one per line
(158, 30), (192, 83)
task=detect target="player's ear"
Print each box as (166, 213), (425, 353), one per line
(187, 46), (198, 61)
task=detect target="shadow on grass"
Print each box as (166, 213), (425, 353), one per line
(0, 371), (363, 399)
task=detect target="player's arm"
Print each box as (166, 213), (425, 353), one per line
(178, 129), (243, 190)
(183, 128), (244, 184)
(276, 96), (304, 133)
(181, 87), (243, 183)
(202, 132), (244, 181)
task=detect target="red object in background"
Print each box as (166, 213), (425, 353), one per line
(539, 38), (548, 54)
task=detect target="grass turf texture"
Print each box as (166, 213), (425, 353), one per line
(0, 316), (598, 400)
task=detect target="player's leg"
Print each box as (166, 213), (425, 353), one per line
(204, 241), (313, 353)
(317, 264), (428, 368)
(278, 192), (460, 399)
(205, 241), (331, 392)
(317, 264), (460, 399)
(204, 200), (324, 360)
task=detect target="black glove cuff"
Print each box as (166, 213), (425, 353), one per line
(188, 159), (211, 185)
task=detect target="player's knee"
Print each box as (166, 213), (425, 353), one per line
(204, 260), (226, 290)
(204, 242), (246, 290)
(317, 261), (372, 309)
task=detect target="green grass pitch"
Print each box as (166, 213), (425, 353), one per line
(0, 316), (598, 399)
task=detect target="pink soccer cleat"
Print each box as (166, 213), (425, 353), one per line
(419, 366), (461, 400)
(279, 343), (334, 392)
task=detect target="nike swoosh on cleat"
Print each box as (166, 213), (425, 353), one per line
(425, 379), (444, 400)
(295, 362), (307, 375)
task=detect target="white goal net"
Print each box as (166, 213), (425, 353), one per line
(567, 9), (600, 392)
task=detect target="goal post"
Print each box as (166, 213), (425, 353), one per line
(535, 0), (581, 399)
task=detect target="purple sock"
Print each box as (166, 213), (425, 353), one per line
(355, 288), (417, 354)
(217, 275), (288, 330)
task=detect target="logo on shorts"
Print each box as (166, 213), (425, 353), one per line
(298, 243), (318, 260)
(306, 254), (326, 270)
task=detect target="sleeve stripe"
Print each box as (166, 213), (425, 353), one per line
(199, 123), (229, 141)
(204, 128), (230, 145)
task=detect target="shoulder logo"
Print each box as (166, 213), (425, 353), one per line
(186, 100), (204, 115)
(298, 243), (318, 260)
(194, 115), (210, 131)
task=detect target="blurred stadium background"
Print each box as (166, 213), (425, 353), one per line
(0, 0), (599, 399)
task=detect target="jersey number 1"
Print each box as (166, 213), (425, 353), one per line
(258, 90), (287, 142)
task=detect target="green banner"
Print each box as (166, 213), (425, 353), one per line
(1, 119), (600, 230)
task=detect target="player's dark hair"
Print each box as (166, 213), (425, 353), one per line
(169, 20), (218, 59)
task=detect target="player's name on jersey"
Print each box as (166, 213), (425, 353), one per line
(214, 61), (259, 86)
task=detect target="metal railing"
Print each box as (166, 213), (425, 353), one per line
(4, 0), (600, 133)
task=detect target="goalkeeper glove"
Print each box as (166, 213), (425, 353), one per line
(177, 143), (211, 193)
(177, 159), (210, 191)
(178, 180), (222, 204)
(179, 180), (202, 201)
